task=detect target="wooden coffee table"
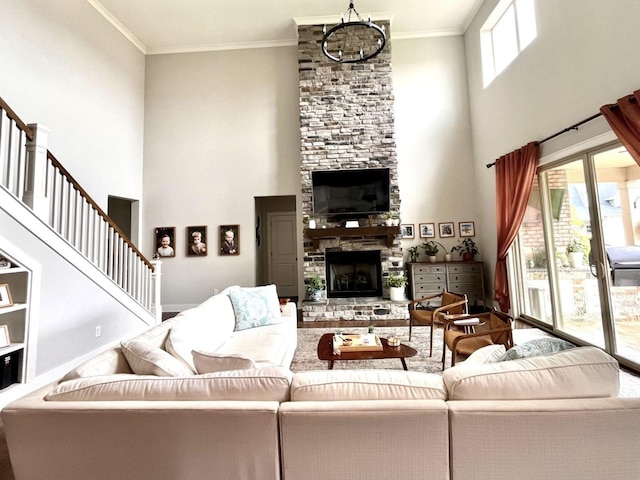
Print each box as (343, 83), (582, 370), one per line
(317, 333), (418, 370)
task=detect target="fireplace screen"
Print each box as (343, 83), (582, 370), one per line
(325, 250), (382, 298)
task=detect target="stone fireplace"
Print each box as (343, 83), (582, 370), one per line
(297, 20), (405, 322)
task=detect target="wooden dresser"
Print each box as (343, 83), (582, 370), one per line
(406, 261), (485, 306)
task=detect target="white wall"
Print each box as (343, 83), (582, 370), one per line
(393, 36), (477, 258)
(0, 0), (145, 208)
(142, 47), (302, 308)
(464, 0), (640, 305)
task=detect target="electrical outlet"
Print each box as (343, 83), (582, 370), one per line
(213, 289), (219, 295)
(95, 326), (101, 338)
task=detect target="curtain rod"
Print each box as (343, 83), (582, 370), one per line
(485, 111), (603, 168)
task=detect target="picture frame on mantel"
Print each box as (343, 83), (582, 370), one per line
(419, 223), (435, 238)
(459, 221), (476, 237)
(439, 222), (455, 238)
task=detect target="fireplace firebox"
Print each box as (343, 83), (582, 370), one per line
(325, 250), (382, 298)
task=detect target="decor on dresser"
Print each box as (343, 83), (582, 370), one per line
(306, 274), (325, 302)
(438, 222), (455, 238)
(407, 245), (420, 263)
(400, 224), (414, 239)
(0, 284), (13, 308)
(0, 325), (10, 347)
(219, 225), (239, 256)
(385, 274), (407, 301)
(419, 223), (435, 238)
(422, 241), (446, 263)
(459, 221), (475, 237)
(187, 226), (207, 256)
(452, 238), (479, 261)
(154, 227), (176, 258)
(321, 1), (387, 64)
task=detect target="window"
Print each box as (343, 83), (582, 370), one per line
(481, 0), (537, 87)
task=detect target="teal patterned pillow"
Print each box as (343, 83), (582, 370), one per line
(501, 337), (576, 361)
(229, 285), (282, 331)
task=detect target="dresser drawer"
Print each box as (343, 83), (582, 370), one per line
(412, 265), (446, 275)
(413, 273), (447, 284)
(447, 264), (482, 274)
(448, 272), (481, 283)
(449, 282), (483, 294)
(413, 283), (446, 295)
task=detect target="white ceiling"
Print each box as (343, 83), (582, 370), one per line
(88, 0), (484, 55)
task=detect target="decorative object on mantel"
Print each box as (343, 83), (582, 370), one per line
(384, 211), (394, 226)
(385, 274), (407, 301)
(419, 223), (435, 238)
(305, 274), (325, 302)
(452, 238), (480, 261)
(321, 1), (387, 64)
(0, 284), (13, 308)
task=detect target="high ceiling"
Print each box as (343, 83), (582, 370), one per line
(89, 0), (484, 54)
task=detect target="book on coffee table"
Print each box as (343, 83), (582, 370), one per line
(332, 334), (383, 352)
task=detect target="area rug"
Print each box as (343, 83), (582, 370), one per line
(290, 325), (640, 397)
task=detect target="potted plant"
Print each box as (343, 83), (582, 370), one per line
(566, 237), (585, 268)
(422, 241), (445, 263)
(386, 274), (407, 301)
(406, 245), (420, 263)
(452, 238), (479, 261)
(305, 274), (324, 301)
(384, 211), (394, 226)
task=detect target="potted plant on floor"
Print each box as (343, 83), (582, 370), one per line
(422, 241), (445, 263)
(452, 238), (479, 261)
(305, 274), (324, 301)
(566, 237), (585, 268)
(386, 274), (407, 301)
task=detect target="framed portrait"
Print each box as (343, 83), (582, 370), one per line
(154, 227), (176, 258)
(187, 226), (208, 256)
(0, 284), (13, 308)
(459, 221), (476, 237)
(400, 224), (415, 239)
(219, 225), (240, 256)
(0, 325), (10, 348)
(419, 223), (435, 238)
(438, 222), (455, 238)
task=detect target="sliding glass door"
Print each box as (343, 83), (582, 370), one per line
(515, 142), (640, 370)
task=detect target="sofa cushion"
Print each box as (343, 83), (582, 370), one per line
(501, 337), (576, 361)
(192, 350), (256, 374)
(443, 346), (620, 400)
(229, 284), (282, 331)
(290, 370), (447, 401)
(121, 340), (194, 377)
(165, 293), (237, 372)
(45, 367), (293, 402)
(463, 344), (506, 364)
(62, 347), (133, 381)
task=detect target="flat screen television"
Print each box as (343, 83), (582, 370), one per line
(311, 168), (390, 216)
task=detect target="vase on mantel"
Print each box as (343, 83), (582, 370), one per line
(308, 219), (316, 229)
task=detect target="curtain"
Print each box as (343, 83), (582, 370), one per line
(600, 90), (640, 167)
(494, 141), (540, 312)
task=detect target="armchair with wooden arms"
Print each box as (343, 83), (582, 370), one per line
(408, 290), (468, 357)
(442, 308), (514, 369)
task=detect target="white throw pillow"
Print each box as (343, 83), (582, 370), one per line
(192, 350), (256, 374)
(229, 284), (282, 331)
(463, 344), (506, 364)
(121, 340), (193, 377)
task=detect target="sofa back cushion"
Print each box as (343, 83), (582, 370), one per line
(45, 367), (293, 402)
(290, 370), (447, 401)
(444, 346), (620, 400)
(121, 340), (194, 377)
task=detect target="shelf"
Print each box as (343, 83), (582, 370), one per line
(0, 343), (24, 356)
(304, 226), (401, 249)
(0, 267), (29, 275)
(0, 303), (27, 315)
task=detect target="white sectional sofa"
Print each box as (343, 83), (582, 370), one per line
(3, 287), (640, 480)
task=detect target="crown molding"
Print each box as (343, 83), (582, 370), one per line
(86, 0), (147, 54)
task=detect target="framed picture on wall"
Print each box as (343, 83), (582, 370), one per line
(459, 221), (476, 237)
(187, 226), (208, 256)
(0, 284), (13, 308)
(438, 222), (455, 238)
(220, 225), (240, 255)
(400, 224), (415, 239)
(419, 223), (435, 238)
(154, 227), (176, 258)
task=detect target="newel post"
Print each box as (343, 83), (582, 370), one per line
(23, 123), (50, 221)
(151, 259), (162, 324)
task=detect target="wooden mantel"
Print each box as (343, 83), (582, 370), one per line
(304, 225), (401, 249)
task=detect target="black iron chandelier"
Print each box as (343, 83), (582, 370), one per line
(321, 1), (387, 63)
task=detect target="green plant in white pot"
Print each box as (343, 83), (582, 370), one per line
(305, 274), (325, 301)
(421, 241), (445, 263)
(566, 237), (585, 268)
(386, 274), (407, 301)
